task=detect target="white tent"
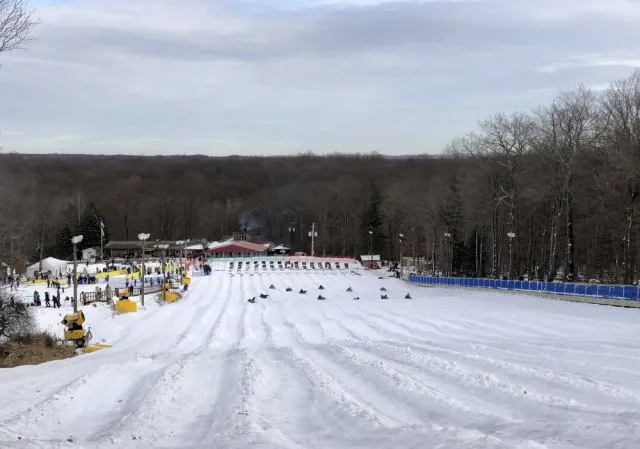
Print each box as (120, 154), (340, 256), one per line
(25, 257), (69, 278)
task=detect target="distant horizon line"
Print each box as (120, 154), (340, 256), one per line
(0, 150), (449, 159)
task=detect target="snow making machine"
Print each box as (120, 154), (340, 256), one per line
(61, 310), (93, 348)
(115, 295), (137, 313)
(161, 281), (182, 303)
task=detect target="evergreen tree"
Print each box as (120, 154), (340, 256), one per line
(54, 225), (74, 260)
(360, 183), (385, 255)
(78, 202), (107, 250)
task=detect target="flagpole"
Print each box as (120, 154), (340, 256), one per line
(100, 220), (104, 262)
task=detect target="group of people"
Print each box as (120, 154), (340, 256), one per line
(0, 275), (20, 291)
(31, 290), (66, 308)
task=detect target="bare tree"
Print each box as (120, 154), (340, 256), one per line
(6, 71), (640, 285)
(478, 112), (535, 278)
(0, 0), (37, 54)
(600, 70), (640, 283)
(69, 189), (87, 225)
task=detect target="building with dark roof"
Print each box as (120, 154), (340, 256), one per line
(105, 240), (199, 258)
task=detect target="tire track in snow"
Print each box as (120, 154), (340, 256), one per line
(378, 304), (452, 337)
(419, 342), (640, 413)
(0, 357), (169, 441)
(274, 280), (514, 445)
(107, 275), (217, 357)
(272, 294), (422, 429)
(335, 280), (640, 414)
(122, 271), (265, 448)
(296, 273), (569, 423)
(131, 272), (250, 447)
(205, 272), (311, 449)
(332, 299), (640, 413)
(279, 304), (503, 431)
(327, 294), (432, 344)
(356, 340), (613, 417)
(298, 311), (511, 422)
(0, 277), (218, 426)
(0, 275), (220, 436)
(484, 342), (640, 383)
(322, 341), (513, 429)
(324, 276), (450, 344)
(338, 291), (640, 417)
(318, 273), (640, 423)
(513, 339), (640, 365)
(256, 275), (404, 432)
(87, 272), (241, 445)
(299, 274), (520, 421)
(190, 272), (285, 447)
(318, 272), (436, 344)
(14, 273), (233, 445)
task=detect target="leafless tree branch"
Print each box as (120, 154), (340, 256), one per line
(0, 0), (37, 54)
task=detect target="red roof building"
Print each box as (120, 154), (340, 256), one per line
(206, 240), (269, 257)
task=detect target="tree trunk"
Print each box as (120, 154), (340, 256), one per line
(546, 202), (561, 282)
(565, 198), (575, 282)
(432, 230), (437, 276)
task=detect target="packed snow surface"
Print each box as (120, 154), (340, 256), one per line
(1, 270), (640, 448)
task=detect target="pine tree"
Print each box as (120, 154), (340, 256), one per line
(360, 183), (385, 255)
(54, 225), (74, 260)
(78, 202), (107, 250)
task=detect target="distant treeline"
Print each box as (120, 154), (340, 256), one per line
(3, 70), (640, 284)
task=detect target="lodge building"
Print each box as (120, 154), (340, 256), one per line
(104, 233), (277, 259)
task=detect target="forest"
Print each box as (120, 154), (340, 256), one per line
(2, 70), (640, 284)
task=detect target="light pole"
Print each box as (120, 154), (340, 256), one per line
(507, 232), (516, 279)
(368, 229), (373, 265)
(308, 222), (317, 257)
(398, 233), (405, 278)
(138, 233), (150, 306)
(71, 235), (83, 313)
(184, 239), (190, 273)
(288, 224), (296, 253)
(177, 240), (184, 273)
(158, 244), (169, 301)
(176, 239), (191, 274)
(444, 232), (452, 276)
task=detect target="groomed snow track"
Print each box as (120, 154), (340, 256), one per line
(1, 270), (640, 448)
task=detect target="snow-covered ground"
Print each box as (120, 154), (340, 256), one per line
(1, 270), (640, 448)
(1, 283), (162, 342)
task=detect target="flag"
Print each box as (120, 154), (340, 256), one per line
(100, 220), (105, 238)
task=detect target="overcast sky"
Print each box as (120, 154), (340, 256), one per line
(0, 0), (639, 156)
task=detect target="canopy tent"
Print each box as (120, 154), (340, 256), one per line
(25, 257), (69, 278)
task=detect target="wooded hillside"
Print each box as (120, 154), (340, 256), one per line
(3, 70), (640, 284)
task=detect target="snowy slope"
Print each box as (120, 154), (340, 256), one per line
(1, 270), (640, 448)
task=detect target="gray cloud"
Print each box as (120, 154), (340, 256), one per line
(1, 0), (640, 155)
